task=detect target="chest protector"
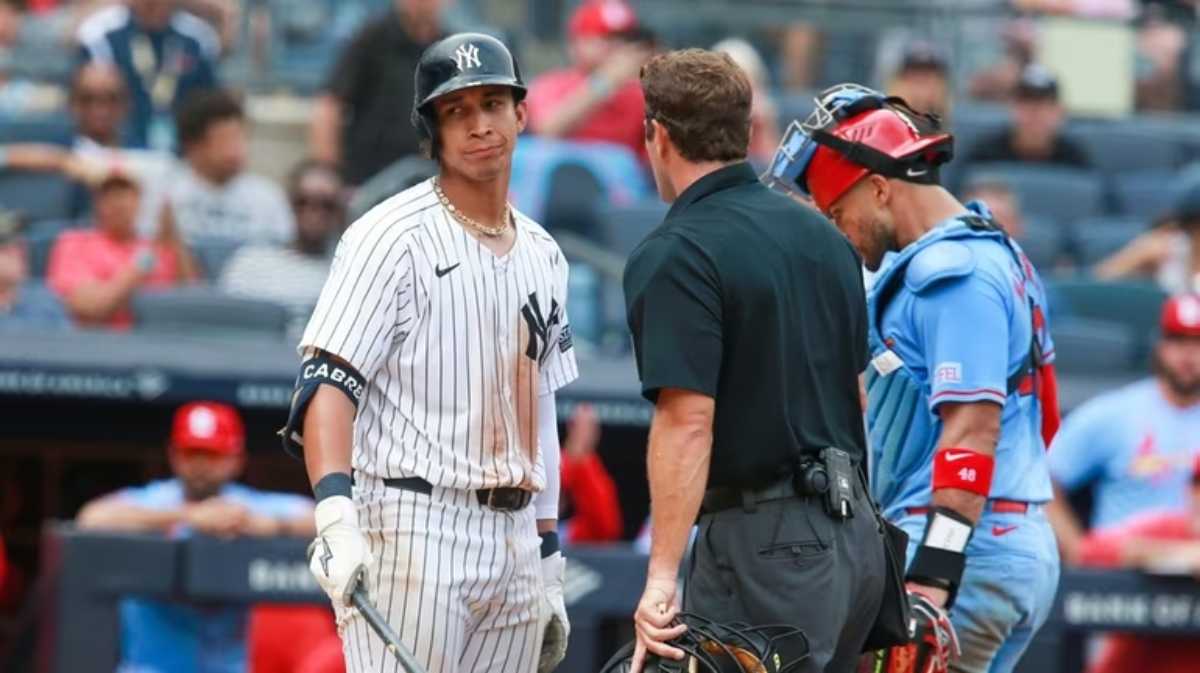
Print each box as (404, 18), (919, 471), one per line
(865, 214), (1059, 509)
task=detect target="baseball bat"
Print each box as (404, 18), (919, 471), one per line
(307, 541), (426, 673)
(349, 582), (427, 673)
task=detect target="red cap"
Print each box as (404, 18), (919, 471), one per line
(569, 0), (637, 38)
(171, 402), (245, 455)
(805, 107), (950, 213)
(1162, 294), (1200, 338)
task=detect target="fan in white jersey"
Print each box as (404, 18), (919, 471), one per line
(280, 33), (578, 673)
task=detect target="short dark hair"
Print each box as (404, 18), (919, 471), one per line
(640, 49), (751, 163)
(176, 89), (244, 148)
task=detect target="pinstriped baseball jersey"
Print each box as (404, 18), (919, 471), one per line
(299, 178), (578, 492)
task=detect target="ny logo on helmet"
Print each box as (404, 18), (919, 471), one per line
(454, 43), (481, 71)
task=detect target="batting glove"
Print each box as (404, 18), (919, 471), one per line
(537, 551), (570, 673)
(308, 495), (373, 607)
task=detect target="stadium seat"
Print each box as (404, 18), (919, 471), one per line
(1071, 217), (1147, 267)
(947, 103), (1011, 195)
(1048, 316), (1138, 373)
(599, 199), (668, 258)
(950, 103), (1009, 155)
(0, 170), (83, 222)
(961, 163), (1104, 223)
(23, 219), (75, 279)
(1015, 215), (1067, 272)
(1065, 124), (1182, 176)
(1111, 171), (1181, 220)
(348, 155), (437, 222)
(0, 114), (73, 145)
(775, 91), (817, 129)
(510, 137), (650, 224)
(543, 163), (607, 240)
(132, 288), (291, 339)
(1046, 278), (1166, 362)
(190, 237), (246, 280)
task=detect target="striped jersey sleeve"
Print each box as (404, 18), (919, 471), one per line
(299, 208), (424, 379)
(537, 236), (579, 395)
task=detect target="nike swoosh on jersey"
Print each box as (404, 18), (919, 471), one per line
(991, 524), (1019, 536)
(435, 263), (461, 278)
(943, 451), (974, 462)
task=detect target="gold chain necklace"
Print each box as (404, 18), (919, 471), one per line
(432, 177), (512, 238)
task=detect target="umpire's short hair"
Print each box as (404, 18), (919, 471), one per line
(176, 89), (245, 149)
(640, 49), (752, 163)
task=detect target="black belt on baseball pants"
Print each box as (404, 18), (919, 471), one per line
(700, 473), (823, 515)
(382, 476), (532, 512)
(685, 471), (887, 673)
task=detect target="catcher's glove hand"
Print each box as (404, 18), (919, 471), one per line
(860, 591), (960, 673)
(600, 612), (810, 673)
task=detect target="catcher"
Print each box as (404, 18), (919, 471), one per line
(766, 84), (1061, 673)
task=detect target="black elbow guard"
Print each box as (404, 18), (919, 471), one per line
(279, 352), (366, 458)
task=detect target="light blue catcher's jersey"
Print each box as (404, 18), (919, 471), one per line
(865, 203), (1056, 522)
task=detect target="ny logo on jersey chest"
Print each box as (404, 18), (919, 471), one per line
(521, 292), (561, 366)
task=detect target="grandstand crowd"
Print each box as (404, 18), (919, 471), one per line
(1, 1), (1200, 672)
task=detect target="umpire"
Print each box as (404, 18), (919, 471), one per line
(624, 49), (886, 673)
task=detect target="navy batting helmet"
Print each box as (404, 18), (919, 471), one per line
(410, 32), (526, 155)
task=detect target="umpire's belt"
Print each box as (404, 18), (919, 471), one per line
(701, 473), (818, 515)
(383, 476), (532, 512)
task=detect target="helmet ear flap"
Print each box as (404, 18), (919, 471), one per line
(413, 106), (439, 160)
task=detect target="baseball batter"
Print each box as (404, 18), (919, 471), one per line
(770, 84), (1062, 673)
(280, 33), (576, 673)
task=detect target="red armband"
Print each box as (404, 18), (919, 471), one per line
(932, 448), (994, 497)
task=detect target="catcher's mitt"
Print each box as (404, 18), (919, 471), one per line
(600, 612), (810, 673)
(860, 592), (960, 673)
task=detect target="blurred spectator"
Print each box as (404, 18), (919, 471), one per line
(965, 64), (1092, 169)
(1135, 5), (1189, 111)
(713, 38), (780, 169)
(46, 170), (196, 329)
(71, 59), (131, 148)
(0, 0), (17, 46)
(1045, 294), (1200, 564)
(346, 154), (436, 222)
(169, 89), (294, 244)
(962, 175), (1025, 238)
(559, 404), (622, 544)
(1096, 179), (1200, 293)
(77, 401), (315, 673)
(0, 211), (71, 330)
(77, 0), (220, 151)
(526, 0), (653, 161)
(968, 19), (1037, 102)
(778, 22), (821, 93)
(886, 41), (950, 121)
(1074, 455), (1200, 673)
(0, 0), (64, 114)
(219, 160), (345, 336)
(248, 605), (344, 673)
(309, 0), (445, 186)
(0, 62), (176, 233)
(1010, 0), (1135, 18)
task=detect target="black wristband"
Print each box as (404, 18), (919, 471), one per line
(313, 472), (352, 502)
(539, 530), (560, 558)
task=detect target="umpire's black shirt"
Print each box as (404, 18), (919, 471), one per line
(624, 162), (869, 490)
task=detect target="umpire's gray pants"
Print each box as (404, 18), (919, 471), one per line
(684, 485), (886, 673)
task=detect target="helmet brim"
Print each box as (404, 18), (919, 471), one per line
(417, 76), (527, 111)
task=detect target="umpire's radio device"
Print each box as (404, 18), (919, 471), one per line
(820, 448), (856, 520)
